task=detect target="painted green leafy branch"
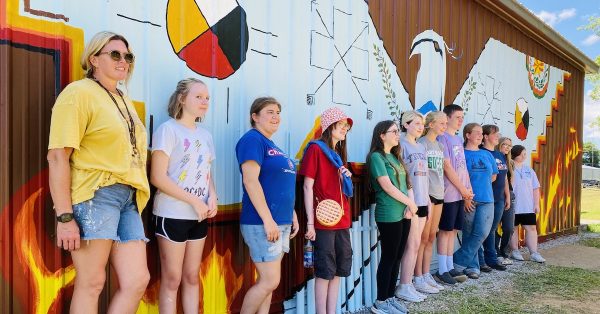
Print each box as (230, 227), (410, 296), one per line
(373, 44), (400, 122)
(461, 76), (477, 113)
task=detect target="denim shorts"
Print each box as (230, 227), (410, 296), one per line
(240, 224), (291, 263)
(72, 184), (148, 243)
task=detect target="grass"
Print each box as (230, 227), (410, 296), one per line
(412, 265), (600, 313)
(581, 188), (600, 221)
(587, 224), (600, 233)
(580, 237), (600, 248)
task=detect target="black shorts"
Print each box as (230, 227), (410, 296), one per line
(439, 200), (465, 231)
(429, 196), (444, 205)
(514, 213), (536, 226)
(154, 215), (208, 243)
(314, 229), (353, 280)
(417, 205), (429, 217)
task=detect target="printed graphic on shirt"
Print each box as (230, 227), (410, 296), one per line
(427, 150), (444, 177)
(452, 145), (467, 169)
(469, 158), (489, 172)
(496, 158), (508, 171)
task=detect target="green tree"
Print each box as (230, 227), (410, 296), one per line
(581, 16), (600, 100)
(583, 141), (600, 168)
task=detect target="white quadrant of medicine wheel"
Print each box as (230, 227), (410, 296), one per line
(195, 0), (239, 27)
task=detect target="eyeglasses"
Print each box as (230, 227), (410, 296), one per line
(385, 129), (400, 135)
(501, 143), (512, 148)
(98, 50), (135, 64)
(336, 122), (352, 130)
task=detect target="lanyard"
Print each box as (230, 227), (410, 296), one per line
(94, 80), (140, 158)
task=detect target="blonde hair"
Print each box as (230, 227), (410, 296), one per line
(423, 111), (446, 136)
(496, 137), (514, 179)
(81, 31), (134, 81)
(167, 78), (207, 120)
(400, 110), (424, 132)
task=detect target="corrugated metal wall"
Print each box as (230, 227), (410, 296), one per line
(1, 0), (586, 313)
(369, 0), (584, 237)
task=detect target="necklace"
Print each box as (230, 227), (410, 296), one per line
(93, 79), (140, 159)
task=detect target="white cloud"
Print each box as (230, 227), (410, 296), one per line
(535, 8), (576, 27)
(583, 90), (600, 142)
(582, 34), (600, 46)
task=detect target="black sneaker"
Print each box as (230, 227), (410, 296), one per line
(448, 268), (468, 283)
(480, 265), (493, 273)
(434, 271), (457, 286)
(464, 270), (479, 279)
(490, 263), (507, 271)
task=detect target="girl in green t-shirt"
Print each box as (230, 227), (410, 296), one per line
(366, 120), (418, 313)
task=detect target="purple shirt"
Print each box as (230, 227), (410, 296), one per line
(437, 132), (470, 202)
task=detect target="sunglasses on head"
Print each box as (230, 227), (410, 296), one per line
(98, 50), (135, 64)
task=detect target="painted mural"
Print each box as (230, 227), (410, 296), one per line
(0, 0), (579, 313)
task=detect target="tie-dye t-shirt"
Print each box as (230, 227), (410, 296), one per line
(152, 119), (215, 220)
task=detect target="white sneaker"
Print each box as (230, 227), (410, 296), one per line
(510, 250), (525, 261)
(424, 273), (445, 290)
(371, 299), (400, 314)
(530, 252), (546, 263)
(395, 284), (424, 303)
(414, 276), (439, 294)
(409, 283), (428, 300)
(499, 256), (513, 265)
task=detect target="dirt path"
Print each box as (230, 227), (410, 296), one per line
(540, 244), (600, 270)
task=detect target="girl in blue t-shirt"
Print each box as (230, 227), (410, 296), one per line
(151, 78), (217, 313)
(452, 123), (498, 279)
(235, 97), (300, 313)
(477, 125), (510, 272)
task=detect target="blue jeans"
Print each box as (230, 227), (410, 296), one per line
(453, 201), (494, 274)
(240, 224), (291, 263)
(496, 192), (515, 257)
(478, 198), (505, 266)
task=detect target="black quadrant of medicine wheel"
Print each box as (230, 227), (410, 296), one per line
(209, 5), (249, 70)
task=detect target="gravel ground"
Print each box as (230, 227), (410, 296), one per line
(349, 229), (600, 314)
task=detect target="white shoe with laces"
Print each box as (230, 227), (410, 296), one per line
(425, 272), (445, 290)
(409, 283), (428, 299)
(414, 276), (439, 294)
(511, 250), (525, 261)
(530, 252), (546, 263)
(395, 284), (425, 303)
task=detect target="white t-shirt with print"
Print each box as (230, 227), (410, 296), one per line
(152, 119), (215, 220)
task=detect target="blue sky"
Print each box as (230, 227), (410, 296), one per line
(519, 1), (600, 146)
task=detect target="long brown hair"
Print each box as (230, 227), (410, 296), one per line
(366, 120), (411, 189)
(319, 123), (348, 163)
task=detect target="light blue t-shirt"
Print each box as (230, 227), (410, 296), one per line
(464, 149), (498, 203)
(513, 165), (540, 214)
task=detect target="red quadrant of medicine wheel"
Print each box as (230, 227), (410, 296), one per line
(178, 29), (235, 79)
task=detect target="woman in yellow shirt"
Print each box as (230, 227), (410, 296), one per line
(47, 31), (150, 313)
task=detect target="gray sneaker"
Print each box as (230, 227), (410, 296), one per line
(390, 297), (408, 313)
(371, 298), (402, 314)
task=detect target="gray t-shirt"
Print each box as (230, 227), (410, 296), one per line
(400, 137), (429, 206)
(152, 119), (215, 219)
(437, 132), (470, 202)
(512, 164), (540, 214)
(418, 136), (445, 200)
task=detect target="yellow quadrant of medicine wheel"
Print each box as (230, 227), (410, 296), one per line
(167, 0), (210, 53)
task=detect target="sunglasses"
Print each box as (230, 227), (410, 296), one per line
(98, 50), (135, 64)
